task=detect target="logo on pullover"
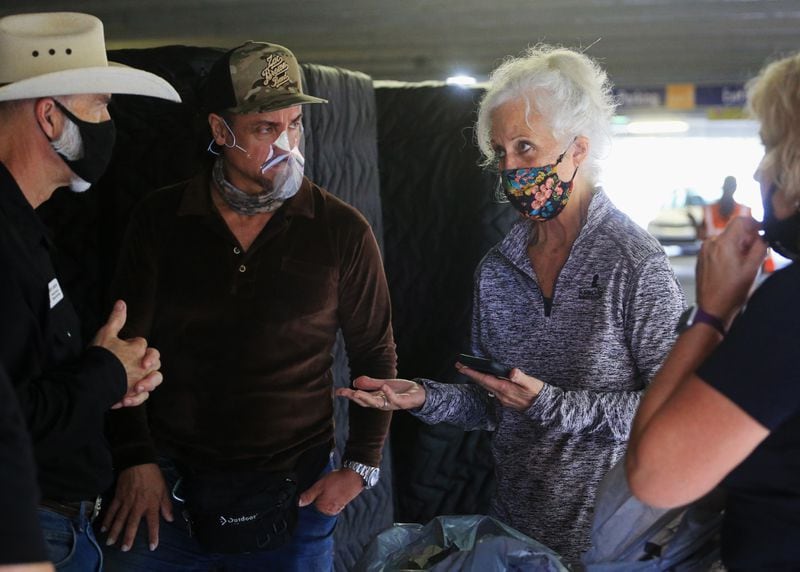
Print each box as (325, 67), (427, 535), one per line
(579, 274), (604, 300)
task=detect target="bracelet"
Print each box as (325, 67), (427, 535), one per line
(676, 305), (726, 337)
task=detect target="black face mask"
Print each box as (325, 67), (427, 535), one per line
(762, 184), (800, 261)
(51, 99), (116, 185)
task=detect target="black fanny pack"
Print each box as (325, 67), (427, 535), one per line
(176, 470), (298, 554)
(172, 444), (331, 554)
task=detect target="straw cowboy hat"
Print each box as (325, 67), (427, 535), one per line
(0, 11), (180, 102)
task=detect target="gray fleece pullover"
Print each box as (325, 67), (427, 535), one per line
(413, 189), (685, 562)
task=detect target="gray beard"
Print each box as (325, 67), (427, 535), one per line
(51, 114), (91, 192)
(51, 116), (83, 160)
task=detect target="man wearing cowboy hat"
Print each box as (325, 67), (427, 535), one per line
(0, 366), (54, 572)
(100, 41), (396, 570)
(0, 11), (180, 571)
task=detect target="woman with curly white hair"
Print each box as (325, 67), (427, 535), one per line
(627, 52), (800, 569)
(339, 45), (685, 561)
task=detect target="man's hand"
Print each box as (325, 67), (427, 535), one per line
(91, 300), (163, 408)
(101, 463), (173, 552)
(297, 469), (364, 516)
(336, 376), (426, 411)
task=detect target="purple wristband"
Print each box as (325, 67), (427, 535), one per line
(677, 305), (726, 336)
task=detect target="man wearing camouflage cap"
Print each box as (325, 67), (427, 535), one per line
(102, 41), (396, 570)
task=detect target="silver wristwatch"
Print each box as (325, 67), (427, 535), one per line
(342, 460), (380, 489)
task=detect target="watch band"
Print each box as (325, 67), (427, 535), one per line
(342, 460), (380, 489)
(678, 305), (726, 336)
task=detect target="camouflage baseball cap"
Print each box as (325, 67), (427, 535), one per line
(205, 41), (327, 114)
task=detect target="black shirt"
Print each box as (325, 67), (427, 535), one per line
(698, 263), (800, 569)
(0, 365), (47, 564)
(0, 162), (126, 501)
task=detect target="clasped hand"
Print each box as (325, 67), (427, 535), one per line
(91, 300), (163, 409)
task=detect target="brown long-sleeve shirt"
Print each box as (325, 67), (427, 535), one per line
(107, 170), (396, 475)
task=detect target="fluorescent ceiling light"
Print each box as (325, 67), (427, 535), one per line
(626, 120), (690, 135)
(446, 74), (477, 86)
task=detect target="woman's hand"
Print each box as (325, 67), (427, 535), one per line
(336, 376), (426, 411)
(456, 363), (544, 411)
(697, 216), (767, 327)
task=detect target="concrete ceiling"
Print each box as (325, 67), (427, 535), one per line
(3, 0), (800, 87)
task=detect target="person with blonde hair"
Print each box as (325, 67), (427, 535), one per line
(338, 45), (684, 562)
(627, 52), (800, 569)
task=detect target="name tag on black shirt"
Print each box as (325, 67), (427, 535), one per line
(48, 278), (64, 309)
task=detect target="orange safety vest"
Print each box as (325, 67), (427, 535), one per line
(703, 201), (776, 272)
(703, 201), (751, 238)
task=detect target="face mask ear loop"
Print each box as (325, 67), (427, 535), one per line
(47, 98), (69, 144)
(219, 117), (249, 154)
(555, 136), (579, 164)
(208, 117), (250, 157)
(206, 139), (222, 156)
(556, 137), (580, 182)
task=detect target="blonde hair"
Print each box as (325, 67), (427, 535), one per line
(747, 52), (800, 204)
(475, 45), (617, 184)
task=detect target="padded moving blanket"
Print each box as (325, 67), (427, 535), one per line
(374, 82), (517, 524)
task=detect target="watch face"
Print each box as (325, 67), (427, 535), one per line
(344, 461), (380, 488)
(366, 470), (379, 487)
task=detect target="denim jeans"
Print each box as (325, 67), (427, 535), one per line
(39, 503), (103, 572)
(101, 457), (337, 572)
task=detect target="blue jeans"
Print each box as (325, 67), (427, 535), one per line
(101, 458), (337, 572)
(39, 503), (103, 572)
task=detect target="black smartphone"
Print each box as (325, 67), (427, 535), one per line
(457, 353), (511, 378)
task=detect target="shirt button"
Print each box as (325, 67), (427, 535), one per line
(66, 331), (72, 338)
(239, 264), (246, 273)
(233, 247), (241, 254)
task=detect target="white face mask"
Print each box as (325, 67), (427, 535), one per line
(209, 118), (305, 199)
(209, 119), (306, 215)
(259, 129), (305, 200)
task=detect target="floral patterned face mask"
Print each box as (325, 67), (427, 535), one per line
(500, 140), (578, 221)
